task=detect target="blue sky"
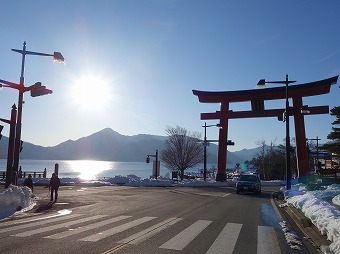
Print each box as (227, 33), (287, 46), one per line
(0, 0), (339, 152)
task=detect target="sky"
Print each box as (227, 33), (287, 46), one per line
(0, 0), (339, 152)
(1, 179), (340, 252)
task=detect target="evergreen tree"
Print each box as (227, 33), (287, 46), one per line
(322, 106), (340, 156)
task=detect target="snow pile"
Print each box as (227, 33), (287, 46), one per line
(333, 194), (340, 206)
(0, 185), (36, 219)
(126, 177), (174, 187)
(286, 184), (340, 253)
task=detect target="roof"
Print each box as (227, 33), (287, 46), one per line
(192, 76), (338, 103)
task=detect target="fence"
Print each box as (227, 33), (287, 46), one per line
(0, 169), (47, 180)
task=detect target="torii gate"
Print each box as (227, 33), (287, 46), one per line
(193, 76), (338, 182)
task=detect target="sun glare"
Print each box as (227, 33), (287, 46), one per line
(70, 75), (111, 111)
(66, 160), (108, 180)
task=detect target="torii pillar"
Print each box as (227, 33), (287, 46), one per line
(193, 76), (338, 182)
(217, 102), (229, 181)
(293, 96), (308, 179)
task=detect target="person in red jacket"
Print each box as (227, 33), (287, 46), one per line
(49, 173), (60, 202)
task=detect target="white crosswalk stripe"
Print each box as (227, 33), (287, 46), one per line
(1, 213), (283, 253)
(206, 223), (242, 254)
(160, 220), (212, 251)
(80, 216), (157, 242)
(0, 213), (84, 234)
(118, 217), (183, 245)
(45, 215), (132, 239)
(13, 214), (107, 237)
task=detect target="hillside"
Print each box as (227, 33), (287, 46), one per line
(0, 128), (257, 163)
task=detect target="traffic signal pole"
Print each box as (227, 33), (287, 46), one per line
(146, 150), (159, 179)
(0, 105), (17, 188)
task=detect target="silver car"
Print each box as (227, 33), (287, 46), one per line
(236, 174), (261, 194)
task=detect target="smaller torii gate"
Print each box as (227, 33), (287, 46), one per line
(193, 76), (338, 181)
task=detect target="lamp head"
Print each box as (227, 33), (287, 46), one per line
(53, 52), (65, 62)
(256, 79), (266, 87)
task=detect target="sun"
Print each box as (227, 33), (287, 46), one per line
(70, 75), (111, 111)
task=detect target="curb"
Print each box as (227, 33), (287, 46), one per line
(273, 197), (331, 250)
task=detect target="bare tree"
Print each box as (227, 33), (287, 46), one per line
(161, 125), (203, 180)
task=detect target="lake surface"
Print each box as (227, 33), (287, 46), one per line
(0, 159), (231, 180)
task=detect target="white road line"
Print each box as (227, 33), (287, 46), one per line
(118, 217), (183, 245)
(206, 223), (242, 254)
(0, 212), (75, 227)
(80, 216), (157, 242)
(221, 193), (231, 198)
(45, 215), (132, 239)
(0, 213), (83, 234)
(257, 226), (282, 254)
(160, 220), (212, 251)
(13, 214), (107, 237)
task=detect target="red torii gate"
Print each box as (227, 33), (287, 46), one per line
(193, 76), (338, 181)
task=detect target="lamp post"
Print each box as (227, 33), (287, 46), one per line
(202, 122), (221, 181)
(1, 41), (64, 184)
(257, 74), (296, 190)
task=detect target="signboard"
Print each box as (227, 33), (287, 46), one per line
(251, 98), (265, 115)
(308, 152), (332, 159)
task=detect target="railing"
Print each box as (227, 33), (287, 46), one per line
(0, 169), (47, 180)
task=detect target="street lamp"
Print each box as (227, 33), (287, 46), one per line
(202, 122), (221, 181)
(257, 74), (296, 190)
(1, 41), (64, 184)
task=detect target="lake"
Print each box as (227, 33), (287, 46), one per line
(0, 159), (230, 180)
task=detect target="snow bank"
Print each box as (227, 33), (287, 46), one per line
(0, 185), (36, 220)
(286, 184), (340, 253)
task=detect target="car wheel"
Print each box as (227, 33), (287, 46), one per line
(236, 190), (240, 194)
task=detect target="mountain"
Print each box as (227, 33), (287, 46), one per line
(0, 128), (256, 163)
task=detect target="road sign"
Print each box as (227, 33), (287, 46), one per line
(251, 98), (265, 115)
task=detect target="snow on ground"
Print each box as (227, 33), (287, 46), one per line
(284, 183), (340, 253)
(1, 175), (340, 253)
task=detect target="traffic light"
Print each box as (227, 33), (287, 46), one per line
(146, 156), (150, 163)
(0, 125), (3, 140)
(227, 140), (235, 146)
(30, 82), (53, 97)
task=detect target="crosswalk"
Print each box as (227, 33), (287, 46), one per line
(0, 213), (282, 254)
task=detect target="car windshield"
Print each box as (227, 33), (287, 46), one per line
(239, 175), (258, 182)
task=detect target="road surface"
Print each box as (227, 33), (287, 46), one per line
(0, 185), (320, 254)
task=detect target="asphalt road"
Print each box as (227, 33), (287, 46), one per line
(0, 185), (321, 254)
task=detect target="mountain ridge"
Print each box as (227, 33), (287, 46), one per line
(0, 128), (260, 164)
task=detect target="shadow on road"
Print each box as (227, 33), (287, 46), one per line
(35, 201), (54, 213)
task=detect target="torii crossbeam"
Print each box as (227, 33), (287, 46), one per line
(193, 76), (338, 181)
